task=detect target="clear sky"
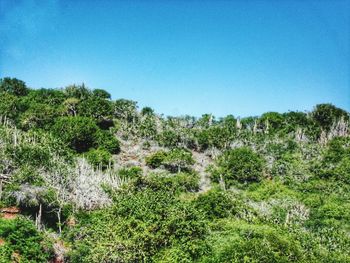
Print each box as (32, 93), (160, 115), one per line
(0, 0), (349, 117)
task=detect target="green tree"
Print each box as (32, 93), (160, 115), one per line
(64, 84), (91, 100)
(145, 150), (167, 168)
(95, 130), (120, 154)
(211, 147), (264, 186)
(141, 106), (154, 116)
(259, 112), (285, 133)
(0, 77), (29, 96)
(113, 99), (138, 122)
(0, 92), (20, 120)
(163, 148), (195, 172)
(78, 96), (113, 125)
(85, 148), (113, 169)
(311, 103), (349, 131)
(92, 89), (111, 99)
(52, 116), (98, 152)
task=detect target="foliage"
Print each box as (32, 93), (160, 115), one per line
(0, 77), (29, 96)
(211, 147), (265, 186)
(95, 130), (120, 154)
(1, 77), (350, 262)
(67, 187), (208, 262)
(163, 148), (195, 172)
(311, 103), (349, 131)
(0, 217), (54, 262)
(52, 116), (99, 152)
(85, 148), (113, 169)
(202, 220), (307, 263)
(92, 89), (111, 99)
(146, 150), (167, 168)
(194, 188), (236, 219)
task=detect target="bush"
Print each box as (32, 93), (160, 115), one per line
(145, 172), (200, 193)
(0, 77), (29, 96)
(145, 150), (167, 168)
(19, 103), (62, 130)
(311, 104), (349, 131)
(85, 148), (113, 169)
(259, 112), (285, 132)
(68, 189), (208, 262)
(95, 130), (120, 154)
(163, 148), (195, 173)
(118, 167), (143, 181)
(0, 92), (21, 120)
(202, 220), (307, 263)
(11, 144), (51, 168)
(52, 116), (98, 152)
(92, 89), (111, 99)
(194, 188), (236, 219)
(0, 217), (54, 262)
(157, 130), (181, 148)
(211, 147), (264, 186)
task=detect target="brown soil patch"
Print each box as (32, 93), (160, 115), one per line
(0, 238), (5, 246)
(2, 213), (17, 220)
(0, 207), (20, 213)
(0, 206), (20, 220)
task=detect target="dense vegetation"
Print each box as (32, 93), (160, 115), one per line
(0, 77), (349, 262)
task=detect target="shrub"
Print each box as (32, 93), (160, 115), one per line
(78, 96), (113, 122)
(0, 217), (54, 262)
(146, 150), (167, 168)
(85, 148), (113, 169)
(0, 92), (20, 120)
(19, 103), (62, 130)
(157, 130), (181, 148)
(68, 189), (208, 262)
(0, 77), (29, 96)
(145, 172), (200, 193)
(211, 147), (264, 186)
(163, 148), (195, 173)
(194, 188), (236, 219)
(92, 89), (111, 99)
(52, 116), (98, 152)
(311, 103), (349, 131)
(10, 144), (51, 168)
(118, 167), (143, 180)
(95, 130), (120, 154)
(259, 112), (285, 132)
(201, 220), (307, 263)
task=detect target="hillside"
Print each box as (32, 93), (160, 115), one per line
(0, 77), (349, 262)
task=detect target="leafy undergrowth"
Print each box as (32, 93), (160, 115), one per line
(0, 77), (349, 262)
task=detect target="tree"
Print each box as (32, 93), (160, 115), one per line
(163, 148), (195, 172)
(312, 104), (349, 131)
(19, 103), (62, 130)
(211, 147), (264, 186)
(93, 89), (111, 99)
(85, 148), (113, 170)
(63, 97), (80, 116)
(194, 188), (235, 219)
(0, 77), (29, 96)
(141, 106), (154, 116)
(24, 89), (65, 106)
(0, 92), (20, 120)
(64, 84), (91, 100)
(95, 130), (120, 154)
(78, 96), (113, 123)
(113, 99), (138, 122)
(145, 150), (167, 168)
(259, 112), (285, 133)
(52, 116), (99, 152)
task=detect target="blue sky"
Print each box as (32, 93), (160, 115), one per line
(0, 0), (349, 117)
